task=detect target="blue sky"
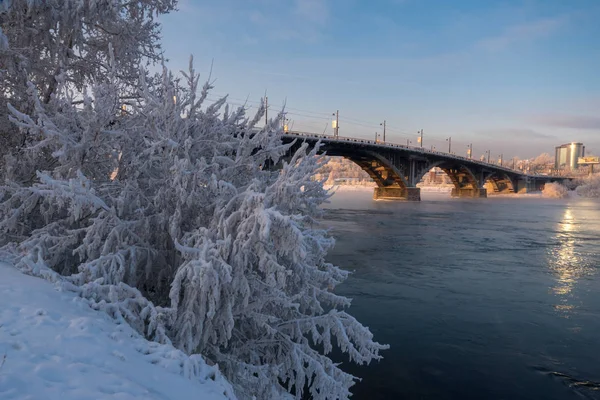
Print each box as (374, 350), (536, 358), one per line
(159, 0), (600, 158)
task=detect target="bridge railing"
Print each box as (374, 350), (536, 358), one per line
(282, 131), (566, 180)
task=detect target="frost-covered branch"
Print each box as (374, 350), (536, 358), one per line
(0, 4), (388, 398)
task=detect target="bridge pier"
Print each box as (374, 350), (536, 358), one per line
(373, 186), (421, 201)
(516, 179), (544, 193)
(451, 188), (487, 198)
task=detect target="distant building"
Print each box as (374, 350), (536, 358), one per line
(422, 167), (451, 185)
(555, 142), (585, 170)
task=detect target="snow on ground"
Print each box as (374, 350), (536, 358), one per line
(0, 262), (235, 400)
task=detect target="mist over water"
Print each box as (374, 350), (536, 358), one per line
(324, 189), (600, 400)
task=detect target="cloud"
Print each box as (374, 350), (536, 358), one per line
(249, 10), (267, 25)
(241, 34), (259, 46)
(476, 16), (568, 52)
(294, 0), (329, 26)
(245, 0), (330, 43)
(247, 67), (365, 86)
(530, 114), (600, 130)
(476, 128), (556, 139)
(174, 0), (331, 45)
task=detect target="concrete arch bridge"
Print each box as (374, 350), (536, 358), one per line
(282, 132), (569, 201)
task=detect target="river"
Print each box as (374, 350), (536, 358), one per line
(324, 188), (600, 400)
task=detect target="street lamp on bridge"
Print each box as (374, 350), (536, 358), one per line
(282, 112), (289, 132)
(332, 110), (339, 138)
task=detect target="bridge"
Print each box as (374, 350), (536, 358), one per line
(281, 131), (569, 201)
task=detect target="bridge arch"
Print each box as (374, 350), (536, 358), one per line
(483, 171), (517, 194)
(414, 160), (446, 185)
(335, 151), (409, 189)
(415, 161), (481, 190)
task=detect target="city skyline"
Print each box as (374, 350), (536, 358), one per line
(159, 0), (600, 158)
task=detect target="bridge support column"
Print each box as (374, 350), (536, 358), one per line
(406, 187), (421, 201)
(373, 186), (421, 201)
(451, 188), (487, 198)
(517, 179), (531, 193)
(516, 179), (544, 193)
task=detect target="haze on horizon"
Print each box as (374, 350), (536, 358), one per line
(159, 0), (600, 159)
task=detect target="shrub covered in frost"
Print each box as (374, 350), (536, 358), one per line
(575, 174), (600, 198)
(542, 182), (569, 198)
(0, 1), (387, 399)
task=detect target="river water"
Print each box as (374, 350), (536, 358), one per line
(323, 188), (600, 400)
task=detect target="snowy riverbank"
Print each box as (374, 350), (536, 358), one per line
(325, 184), (375, 192)
(0, 262), (235, 400)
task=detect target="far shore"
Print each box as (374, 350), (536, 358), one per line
(324, 184), (586, 199)
(324, 184), (454, 193)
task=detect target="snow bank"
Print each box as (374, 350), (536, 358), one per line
(325, 184), (375, 192)
(542, 182), (569, 198)
(576, 175), (600, 198)
(0, 262), (235, 400)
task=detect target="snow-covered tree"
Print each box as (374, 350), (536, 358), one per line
(0, 2), (388, 398)
(533, 153), (553, 165)
(576, 174), (600, 198)
(542, 182), (569, 198)
(0, 0), (176, 172)
(531, 153), (554, 172)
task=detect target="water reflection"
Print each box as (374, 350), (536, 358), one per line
(326, 191), (600, 399)
(548, 208), (588, 316)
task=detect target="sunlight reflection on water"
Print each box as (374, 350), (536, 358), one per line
(548, 206), (598, 317)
